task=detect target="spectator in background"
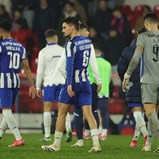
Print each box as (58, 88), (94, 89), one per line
(33, 0), (58, 48)
(58, 2), (79, 45)
(69, 0), (87, 23)
(93, 0), (113, 39)
(0, 0), (11, 14)
(12, 8), (28, 28)
(0, 4), (11, 21)
(104, 26), (125, 76)
(111, 6), (132, 45)
(11, 0), (36, 28)
(135, 5), (151, 34)
(89, 26), (105, 53)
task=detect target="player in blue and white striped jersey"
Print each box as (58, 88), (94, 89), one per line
(41, 17), (101, 153)
(0, 20), (36, 147)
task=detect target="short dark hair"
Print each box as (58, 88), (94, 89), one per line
(0, 19), (12, 32)
(63, 17), (80, 30)
(144, 13), (158, 23)
(80, 23), (89, 31)
(138, 27), (146, 35)
(45, 29), (58, 38)
(113, 6), (123, 13)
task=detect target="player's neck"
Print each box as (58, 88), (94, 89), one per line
(70, 30), (80, 39)
(3, 32), (11, 39)
(150, 26), (159, 32)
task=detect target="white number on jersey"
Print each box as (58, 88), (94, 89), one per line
(82, 50), (89, 67)
(8, 52), (20, 69)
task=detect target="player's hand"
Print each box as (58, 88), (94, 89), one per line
(122, 73), (130, 92)
(67, 85), (75, 97)
(37, 89), (42, 98)
(29, 85), (36, 99)
(97, 83), (102, 92)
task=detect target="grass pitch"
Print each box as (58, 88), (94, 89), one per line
(0, 134), (158, 159)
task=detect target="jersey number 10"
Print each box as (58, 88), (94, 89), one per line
(8, 52), (20, 69)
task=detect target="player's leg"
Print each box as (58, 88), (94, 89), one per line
(0, 88), (24, 147)
(65, 112), (72, 142)
(41, 102), (70, 151)
(79, 81), (101, 152)
(42, 85), (57, 141)
(82, 105), (101, 152)
(42, 102), (52, 141)
(71, 107), (84, 147)
(98, 98), (109, 140)
(98, 111), (102, 135)
(0, 116), (8, 144)
(142, 122), (154, 151)
(141, 84), (159, 152)
(84, 83), (99, 139)
(130, 105), (147, 147)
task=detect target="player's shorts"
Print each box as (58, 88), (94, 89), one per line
(128, 102), (142, 108)
(58, 81), (92, 107)
(141, 83), (159, 105)
(0, 88), (19, 108)
(42, 84), (62, 102)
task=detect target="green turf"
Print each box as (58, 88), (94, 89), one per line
(0, 134), (158, 159)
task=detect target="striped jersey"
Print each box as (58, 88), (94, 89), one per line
(0, 38), (27, 88)
(36, 43), (65, 90)
(66, 36), (92, 85)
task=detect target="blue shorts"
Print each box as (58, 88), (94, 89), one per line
(128, 102), (143, 108)
(58, 81), (92, 107)
(42, 85), (62, 102)
(0, 88), (19, 108)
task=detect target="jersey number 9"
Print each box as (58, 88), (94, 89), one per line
(153, 45), (159, 62)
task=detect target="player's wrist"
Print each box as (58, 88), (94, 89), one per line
(124, 73), (130, 79)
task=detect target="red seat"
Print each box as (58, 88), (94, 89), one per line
(134, 5), (144, 18)
(153, 5), (159, 18)
(120, 127), (134, 135)
(28, 99), (43, 113)
(108, 98), (126, 114)
(127, 14), (136, 28)
(122, 5), (133, 16)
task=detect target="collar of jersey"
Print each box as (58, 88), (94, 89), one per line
(47, 42), (57, 46)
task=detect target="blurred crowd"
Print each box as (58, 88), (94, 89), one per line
(0, 0), (159, 73)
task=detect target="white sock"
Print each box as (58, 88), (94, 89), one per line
(147, 112), (159, 143)
(99, 127), (102, 134)
(44, 112), (51, 138)
(65, 113), (71, 132)
(133, 111), (147, 137)
(102, 129), (108, 136)
(3, 110), (22, 140)
(54, 131), (63, 147)
(132, 123), (141, 140)
(85, 129), (90, 136)
(0, 117), (8, 138)
(146, 122), (154, 145)
(90, 129), (99, 145)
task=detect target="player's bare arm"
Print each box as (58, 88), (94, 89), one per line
(122, 45), (143, 92)
(22, 59), (36, 99)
